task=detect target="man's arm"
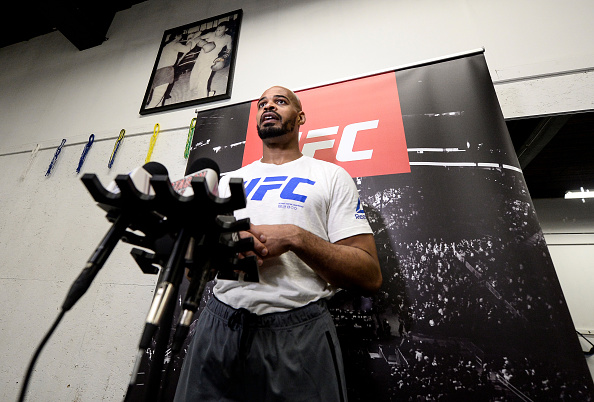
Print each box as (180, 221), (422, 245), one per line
(222, 35), (232, 54)
(244, 224), (382, 294)
(173, 41), (193, 58)
(213, 37), (233, 65)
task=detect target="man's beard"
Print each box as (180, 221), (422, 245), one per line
(257, 120), (295, 140)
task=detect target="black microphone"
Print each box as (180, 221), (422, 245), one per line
(138, 159), (221, 340)
(170, 167), (260, 353)
(172, 157), (221, 196)
(62, 162), (168, 312)
(129, 158), (222, 385)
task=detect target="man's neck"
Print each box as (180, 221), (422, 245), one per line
(261, 148), (303, 165)
(260, 133), (302, 165)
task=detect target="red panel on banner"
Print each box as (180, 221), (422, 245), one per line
(242, 72), (410, 177)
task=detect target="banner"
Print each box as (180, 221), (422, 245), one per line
(137, 51), (593, 401)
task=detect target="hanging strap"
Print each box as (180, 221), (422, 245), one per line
(184, 117), (197, 159)
(45, 139), (66, 177)
(108, 129), (126, 169)
(76, 134), (95, 174)
(145, 123), (160, 163)
(19, 144), (41, 181)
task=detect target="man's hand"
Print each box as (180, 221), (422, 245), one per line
(238, 223), (296, 264)
(238, 223), (382, 293)
(237, 224), (267, 266)
(248, 224), (298, 254)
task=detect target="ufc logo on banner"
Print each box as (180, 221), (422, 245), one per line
(300, 120), (379, 162)
(243, 72), (410, 178)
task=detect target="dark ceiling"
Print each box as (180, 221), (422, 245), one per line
(0, 1), (146, 51)
(1, 2), (592, 199)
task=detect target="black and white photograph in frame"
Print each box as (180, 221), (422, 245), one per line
(139, 9), (242, 115)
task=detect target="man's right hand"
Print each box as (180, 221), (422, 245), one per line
(238, 224), (268, 266)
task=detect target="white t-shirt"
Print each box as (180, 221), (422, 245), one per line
(214, 156), (372, 314)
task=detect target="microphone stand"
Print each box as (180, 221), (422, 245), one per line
(140, 227), (191, 402)
(79, 175), (259, 402)
(20, 168), (259, 402)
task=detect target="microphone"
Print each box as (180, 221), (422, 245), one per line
(170, 164), (257, 353)
(175, 157), (222, 267)
(171, 157), (220, 196)
(106, 161), (168, 195)
(135, 159), (221, 349)
(129, 159), (222, 386)
(62, 162), (169, 312)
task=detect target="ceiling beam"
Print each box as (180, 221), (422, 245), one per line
(516, 115), (571, 169)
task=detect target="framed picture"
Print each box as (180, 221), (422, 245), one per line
(139, 9), (242, 115)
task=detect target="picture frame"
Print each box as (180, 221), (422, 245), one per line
(139, 9), (242, 115)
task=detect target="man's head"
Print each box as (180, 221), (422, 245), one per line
(215, 21), (229, 37)
(256, 86), (306, 141)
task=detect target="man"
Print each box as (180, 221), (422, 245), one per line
(188, 22), (233, 98)
(174, 86), (381, 401)
(146, 33), (194, 108)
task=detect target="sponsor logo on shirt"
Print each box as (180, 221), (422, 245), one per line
(355, 198), (367, 220)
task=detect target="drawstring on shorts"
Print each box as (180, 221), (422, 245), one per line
(228, 308), (256, 360)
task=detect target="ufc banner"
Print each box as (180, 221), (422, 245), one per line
(242, 72), (410, 177)
(131, 51), (594, 400)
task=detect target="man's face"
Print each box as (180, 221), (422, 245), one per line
(215, 25), (227, 37)
(256, 87), (304, 140)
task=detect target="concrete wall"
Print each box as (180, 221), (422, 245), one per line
(1, 0), (593, 399)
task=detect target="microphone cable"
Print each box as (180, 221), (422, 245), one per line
(18, 161), (169, 401)
(18, 310), (66, 402)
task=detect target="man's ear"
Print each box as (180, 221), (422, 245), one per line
(297, 112), (306, 126)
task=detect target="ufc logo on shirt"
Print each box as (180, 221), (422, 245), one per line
(243, 72), (410, 178)
(244, 176), (315, 203)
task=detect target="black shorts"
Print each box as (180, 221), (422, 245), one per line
(152, 66), (175, 87)
(174, 296), (347, 401)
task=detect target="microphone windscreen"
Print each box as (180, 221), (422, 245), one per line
(106, 162), (167, 195)
(186, 158), (220, 177)
(175, 158), (220, 196)
(143, 161), (169, 176)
